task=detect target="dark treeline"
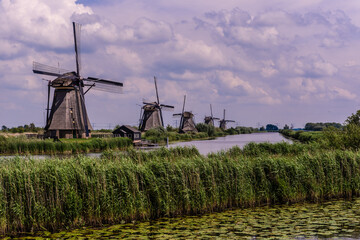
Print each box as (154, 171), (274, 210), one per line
(1, 123), (43, 133)
(304, 122), (342, 131)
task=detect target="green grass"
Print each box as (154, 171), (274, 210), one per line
(1, 144), (360, 235)
(280, 129), (323, 143)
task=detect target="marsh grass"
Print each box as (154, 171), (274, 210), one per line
(0, 137), (132, 155)
(1, 144), (360, 235)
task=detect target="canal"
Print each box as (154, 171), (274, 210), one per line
(170, 132), (292, 155)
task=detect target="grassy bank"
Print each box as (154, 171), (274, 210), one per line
(0, 136), (132, 155)
(279, 129), (322, 143)
(1, 143), (360, 235)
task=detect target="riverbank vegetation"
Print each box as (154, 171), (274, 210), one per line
(0, 136), (132, 155)
(1, 142), (360, 235)
(143, 125), (258, 143)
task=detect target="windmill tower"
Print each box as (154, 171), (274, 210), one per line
(204, 104), (219, 126)
(139, 77), (174, 132)
(33, 22), (123, 139)
(173, 95), (198, 133)
(219, 109), (235, 130)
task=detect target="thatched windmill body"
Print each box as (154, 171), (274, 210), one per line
(219, 109), (235, 130)
(204, 104), (219, 126)
(33, 22), (123, 139)
(139, 77), (174, 132)
(173, 95), (198, 133)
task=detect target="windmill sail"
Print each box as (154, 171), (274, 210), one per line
(139, 77), (174, 132)
(219, 109), (235, 130)
(204, 104), (219, 126)
(173, 95), (198, 133)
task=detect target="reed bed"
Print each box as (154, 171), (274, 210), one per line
(0, 144), (360, 235)
(0, 137), (132, 155)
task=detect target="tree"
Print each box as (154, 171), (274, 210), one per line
(29, 123), (36, 131)
(346, 110), (360, 126)
(266, 124), (278, 131)
(283, 124), (290, 130)
(1, 125), (8, 132)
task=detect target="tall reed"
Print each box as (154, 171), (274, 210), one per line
(0, 137), (132, 155)
(0, 146), (360, 235)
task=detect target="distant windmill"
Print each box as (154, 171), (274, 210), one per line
(219, 109), (235, 130)
(33, 22), (123, 139)
(139, 77), (174, 131)
(173, 95), (198, 133)
(204, 104), (219, 126)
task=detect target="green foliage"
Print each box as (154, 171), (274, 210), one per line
(196, 123), (215, 137)
(166, 125), (177, 132)
(304, 122), (342, 131)
(345, 110), (360, 126)
(322, 124), (360, 150)
(1, 145), (360, 235)
(280, 129), (321, 143)
(0, 123), (42, 133)
(0, 137), (132, 155)
(266, 124), (279, 131)
(143, 127), (167, 142)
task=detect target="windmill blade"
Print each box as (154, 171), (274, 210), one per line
(153, 76), (164, 127)
(73, 22), (82, 76)
(181, 95), (186, 115)
(213, 117), (220, 120)
(154, 76), (160, 104)
(33, 62), (71, 77)
(84, 77), (123, 93)
(46, 81), (51, 125)
(226, 120), (236, 123)
(173, 113), (182, 117)
(160, 104), (174, 111)
(210, 104), (213, 119)
(142, 102), (160, 108)
(77, 84), (89, 137)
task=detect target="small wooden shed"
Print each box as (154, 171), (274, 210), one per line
(113, 125), (141, 143)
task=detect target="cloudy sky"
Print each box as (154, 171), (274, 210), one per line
(1, 0), (360, 129)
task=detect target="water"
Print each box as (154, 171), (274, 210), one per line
(170, 132), (292, 155)
(20, 198), (360, 239)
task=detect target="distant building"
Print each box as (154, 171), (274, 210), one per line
(113, 125), (141, 143)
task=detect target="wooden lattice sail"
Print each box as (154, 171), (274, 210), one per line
(33, 22), (123, 138)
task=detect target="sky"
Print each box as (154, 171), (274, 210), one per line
(1, 0), (360, 129)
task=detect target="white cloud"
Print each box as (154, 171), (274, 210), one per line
(2, 0), (360, 127)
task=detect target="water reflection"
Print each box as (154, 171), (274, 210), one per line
(170, 132), (292, 155)
(23, 198), (360, 239)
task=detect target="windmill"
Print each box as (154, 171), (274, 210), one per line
(204, 104), (219, 126)
(219, 109), (235, 130)
(139, 77), (174, 132)
(33, 22), (123, 139)
(173, 95), (198, 133)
